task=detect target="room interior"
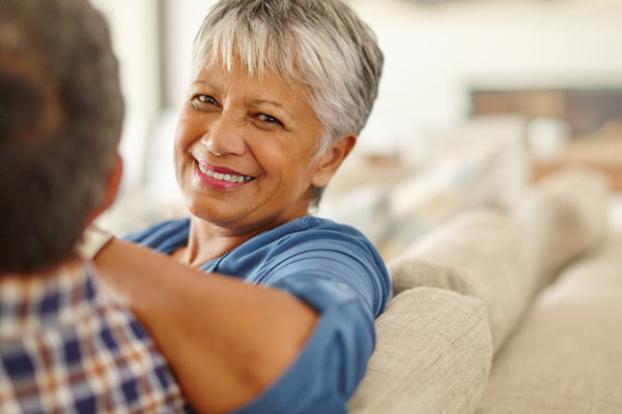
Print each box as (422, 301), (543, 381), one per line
(89, 0), (622, 412)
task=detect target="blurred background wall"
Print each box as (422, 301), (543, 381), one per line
(91, 0), (622, 254)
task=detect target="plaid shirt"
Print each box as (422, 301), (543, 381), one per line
(0, 263), (188, 413)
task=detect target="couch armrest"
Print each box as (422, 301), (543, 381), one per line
(349, 287), (492, 414)
(390, 209), (535, 353)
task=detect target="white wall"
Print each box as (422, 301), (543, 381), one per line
(162, 0), (218, 107)
(351, 0), (622, 153)
(91, 0), (161, 186)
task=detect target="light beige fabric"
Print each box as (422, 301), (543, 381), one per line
(515, 167), (609, 290)
(349, 287), (492, 414)
(478, 234), (622, 414)
(390, 209), (534, 352)
(549, 232), (622, 294)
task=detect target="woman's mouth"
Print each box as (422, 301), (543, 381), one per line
(198, 163), (254, 183)
(194, 161), (255, 189)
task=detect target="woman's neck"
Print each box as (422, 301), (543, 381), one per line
(172, 217), (263, 268)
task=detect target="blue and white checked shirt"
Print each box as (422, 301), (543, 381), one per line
(0, 263), (188, 413)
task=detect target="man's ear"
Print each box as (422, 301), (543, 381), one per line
(311, 134), (356, 188)
(87, 153), (123, 225)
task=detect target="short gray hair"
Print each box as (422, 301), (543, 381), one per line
(0, 0), (123, 273)
(193, 0), (384, 154)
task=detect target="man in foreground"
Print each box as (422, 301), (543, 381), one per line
(0, 0), (187, 411)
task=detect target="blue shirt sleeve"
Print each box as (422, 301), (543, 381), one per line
(125, 216), (390, 414)
(234, 233), (389, 414)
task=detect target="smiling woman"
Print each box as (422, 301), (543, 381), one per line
(91, 0), (390, 413)
(175, 61), (332, 250)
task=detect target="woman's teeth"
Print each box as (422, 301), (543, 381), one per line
(198, 163), (253, 183)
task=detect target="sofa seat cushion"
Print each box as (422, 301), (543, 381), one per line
(478, 234), (622, 414)
(349, 287), (492, 414)
(390, 209), (535, 352)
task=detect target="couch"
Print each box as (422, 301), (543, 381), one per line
(348, 168), (622, 414)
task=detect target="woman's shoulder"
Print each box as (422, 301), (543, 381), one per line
(123, 217), (191, 254)
(248, 215), (391, 316)
(237, 216), (381, 264)
(266, 215), (371, 244)
(241, 216), (389, 286)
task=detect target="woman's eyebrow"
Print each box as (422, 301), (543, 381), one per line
(250, 99), (294, 118)
(191, 80), (216, 88)
(250, 99), (283, 108)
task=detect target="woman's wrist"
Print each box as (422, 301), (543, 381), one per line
(76, 224), (115, 260)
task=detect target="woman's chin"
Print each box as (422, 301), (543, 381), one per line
(186, 202), (234, 225)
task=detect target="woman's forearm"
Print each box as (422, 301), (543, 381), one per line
(94, 239), (318, 414)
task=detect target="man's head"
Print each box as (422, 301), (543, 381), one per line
(0, 0), (123, 274)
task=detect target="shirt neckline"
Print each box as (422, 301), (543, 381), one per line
(171, 215), (316, 271)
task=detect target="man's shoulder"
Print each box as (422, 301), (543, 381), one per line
(0, 264), (189, 413)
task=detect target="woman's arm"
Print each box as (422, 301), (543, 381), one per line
(94, 239), (318, 414)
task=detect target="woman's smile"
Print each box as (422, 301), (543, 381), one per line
(194, 160), (255, 190)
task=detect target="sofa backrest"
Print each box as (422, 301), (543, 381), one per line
(479, 232), (622, 414)
(390, 209), (535, 353)
(388, 168), (610, 353)
(349, 167), (610, 414)
(513, 167), (609, 291)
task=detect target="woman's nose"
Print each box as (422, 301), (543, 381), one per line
(201, 113), (246, 157)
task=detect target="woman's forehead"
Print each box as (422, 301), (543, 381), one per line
(195, 58), (311, 99)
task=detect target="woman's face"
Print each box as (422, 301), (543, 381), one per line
(175, 61), (332, 235)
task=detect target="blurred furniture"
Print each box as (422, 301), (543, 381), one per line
(348, 168), (622, 414)
(471, 86), (622, 190)
(532, 123), (622, 191)
(320, 117), (529, 260)
(471, 89), (622, 136)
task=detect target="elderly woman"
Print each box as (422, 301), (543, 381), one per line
(92, 0), (389, 413)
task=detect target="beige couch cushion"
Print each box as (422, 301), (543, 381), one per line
(349, 287), (492, 414)
(478, 234), (622, 414)
(515, 167), (609, 290)
(390, 209), (534, 352)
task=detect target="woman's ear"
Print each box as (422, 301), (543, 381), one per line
(311, 134), (356, 188)
(87, 153), (124, 225)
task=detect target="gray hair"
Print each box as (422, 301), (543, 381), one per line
(192, 0), (384, 154)
(0, 0), (123, 273)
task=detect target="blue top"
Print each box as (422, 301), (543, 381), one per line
(126, 215), (391, 414)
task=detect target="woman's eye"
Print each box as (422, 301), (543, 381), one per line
(191, 94), (218, 108)
(257, 113), (283, 127)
